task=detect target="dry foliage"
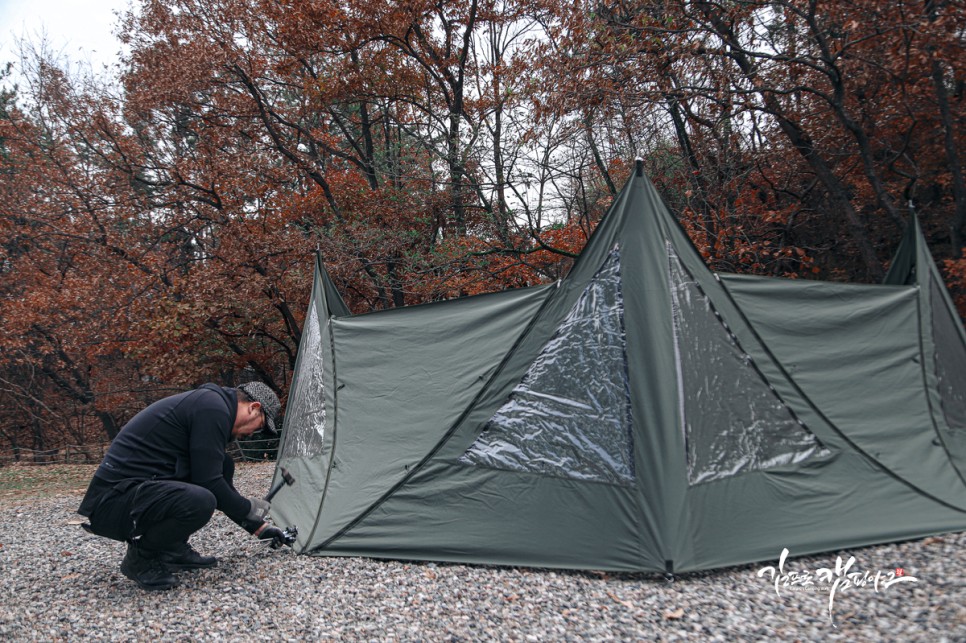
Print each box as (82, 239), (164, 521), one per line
(1, 0), (963, 454)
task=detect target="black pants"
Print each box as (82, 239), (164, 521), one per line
(85, 479), (217, 553)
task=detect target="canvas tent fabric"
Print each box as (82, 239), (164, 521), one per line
(269, 162), (966, 573)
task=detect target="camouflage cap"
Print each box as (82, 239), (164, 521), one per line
(238, 381), (281, 435)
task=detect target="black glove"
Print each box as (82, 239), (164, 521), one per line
(254, 524), (287, 547)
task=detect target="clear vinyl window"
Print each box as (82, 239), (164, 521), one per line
(460, 248), (635, 485)
(668, 245), (828, 485)
(279, 304), (326, 460)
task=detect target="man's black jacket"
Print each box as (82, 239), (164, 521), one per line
(78, 384), (252, 525)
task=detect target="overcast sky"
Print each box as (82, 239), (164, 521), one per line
(0, 0), (130, 79)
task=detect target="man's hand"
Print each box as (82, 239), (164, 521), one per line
(254, 523), (287, 547)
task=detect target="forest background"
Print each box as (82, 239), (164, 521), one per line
(0, 0), (963, 460)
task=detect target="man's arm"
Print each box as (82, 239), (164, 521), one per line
(186, 398), (253, 524)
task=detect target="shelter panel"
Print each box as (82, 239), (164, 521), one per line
(280, 304), (326, 460)
(459, 249), (634, 485)
(310, 284), (554, 545)
(667, 247), (827, 485)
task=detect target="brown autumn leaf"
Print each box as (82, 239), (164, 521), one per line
(607, 592), (634, 609)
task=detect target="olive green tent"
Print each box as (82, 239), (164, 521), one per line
(269, 161), (966, 573)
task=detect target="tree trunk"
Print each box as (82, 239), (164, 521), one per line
(932, 62), (966, 255)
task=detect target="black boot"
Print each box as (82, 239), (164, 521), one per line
(120, 542), (179, 591)
(158, 541), (218, 570)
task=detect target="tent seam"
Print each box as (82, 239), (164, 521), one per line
(304, 258), (344, 549)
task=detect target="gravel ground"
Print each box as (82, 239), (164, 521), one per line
(1, 462), (963, 642)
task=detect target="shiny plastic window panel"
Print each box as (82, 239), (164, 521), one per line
(668, 246), (827, 485)
(280, 304), (326, 460)
(460, 249), (635, 485)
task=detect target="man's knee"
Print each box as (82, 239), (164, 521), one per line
(134, 483), (217, 549)
(184, 486), (217, 522)
(136, 481), (215, 529)
(162, 484), (216, 527)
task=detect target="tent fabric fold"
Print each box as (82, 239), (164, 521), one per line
(270, 164), (966, 573)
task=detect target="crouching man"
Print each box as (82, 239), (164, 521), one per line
(78, 382), (287, 591)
